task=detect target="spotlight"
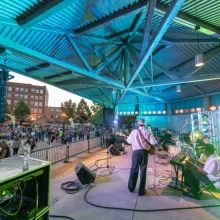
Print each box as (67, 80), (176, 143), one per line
(195, 54), (204, 67)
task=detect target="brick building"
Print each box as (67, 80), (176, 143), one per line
(6, 82), (49, 120)
(45, 106), (63, 121)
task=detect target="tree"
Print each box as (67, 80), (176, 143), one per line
(90, 102), (104, 125)
(4, 100), (10, 114)
(60, 99), (76, 119)
(76, 98), (92, 122)
(14, 100), (31, 118)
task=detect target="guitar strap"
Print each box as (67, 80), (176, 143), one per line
(138, 129), (152, 147)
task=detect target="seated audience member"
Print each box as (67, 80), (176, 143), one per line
(183, 144), (220, 200)
(0, 141), (11, 159)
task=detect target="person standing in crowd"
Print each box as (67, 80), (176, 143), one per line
(87, 131), (90, 140)
(50, 131), (56, 147)
(0, 141), (11, 159)
(12, 136), (22, 155)
(73, 130), (77, 142)
(23, 139), (31, 154)
(126, 119), (157, 196)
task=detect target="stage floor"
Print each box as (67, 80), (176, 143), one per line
(50, 146), (220, 220)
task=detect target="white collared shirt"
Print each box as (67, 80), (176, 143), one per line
(203, 154), (220, 189)
(126, 127), (157, 151)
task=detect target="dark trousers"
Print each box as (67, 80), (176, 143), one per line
(13, 148), (19, 155)
(128, 150), (148, 195)
(184, 167), (214, 195)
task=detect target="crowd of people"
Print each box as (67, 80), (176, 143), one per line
(0, 123), (107, 159)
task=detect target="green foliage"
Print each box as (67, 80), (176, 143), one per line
(76, 98), (92, 122)
(60, 99), (76, 119)
(14, 100), (31, 118)
(90, 102), (104, 125)
(4, 100), (10, 114)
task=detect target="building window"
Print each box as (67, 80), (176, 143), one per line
(24, 95), (28, 99)
(7, 93), (12, 98)
(38, 109), (42, 113)
(31, 95), (34, 99)
(20, 88), (24, 92)
(35, 102), (38, 106)
(7, 100), (11, 104)
(36, 89), (39, 93)
(30, 101), (34, 106)
(51, 109), (54, 112)
(56, 109), (61, 112)
(40, 90), (44, 94)
(31, 108), (34, 112)
(25, 88), (28, 92)
(8, 87), (12, 91)
(51, 115), (53, 118)
(34, 109), (38, 113)
(39, 102), (43, 106)
(15, 88), (19, 92)
(39, 96), (43, 100)
(31, 89), (35, 93)
(20, 94), (24, 99)
(15, 94), (19, 98)
(35, 96), (38, 100)
(14, 100), (18, 105)
(56, 115), (59, 118)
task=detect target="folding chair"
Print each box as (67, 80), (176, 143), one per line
(198, 178), (220, 202)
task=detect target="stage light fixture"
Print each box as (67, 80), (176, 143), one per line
(185, 109), (189, 113)
(148, 111), (152, 114)
(196, 108), (201, 112)
(195, 25), (204, 67)
(123, 112), (126, 114)
(176, 85), (181, 92)
(131, 111), (134, 114)
(158, 111), (161, 114)
(135, 111), (138, 114)
(114, 120), (117, 124)
(190, 108), (195, 113)
(175, 110), (179, 114)
(153, 111), (156, 114)
(144, 111), (147, 114)
(127, 112), (130, 115)
(119, 112), (122, 115)
(180, 109), (184, 113)
(210, 106), (216, 111)
(162, 111), (166, 114)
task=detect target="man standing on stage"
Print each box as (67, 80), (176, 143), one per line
(126, 119), (157, 196)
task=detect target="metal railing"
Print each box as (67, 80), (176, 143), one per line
(30, 136), (106, 164)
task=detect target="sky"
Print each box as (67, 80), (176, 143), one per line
(9, 72), (93, 107)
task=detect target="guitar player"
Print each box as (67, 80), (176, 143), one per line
(126, 119), (157, 196)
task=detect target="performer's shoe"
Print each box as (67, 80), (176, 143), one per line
(138, 190), (146, 196)
(183, 191), (200, 200)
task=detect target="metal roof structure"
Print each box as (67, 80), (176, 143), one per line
(0, 0), (220, 107)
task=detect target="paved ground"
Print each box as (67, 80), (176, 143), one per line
(49, 146), (220, 220)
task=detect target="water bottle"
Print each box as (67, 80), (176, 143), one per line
(23, 151), (29, 171)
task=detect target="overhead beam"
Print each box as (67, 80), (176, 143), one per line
(131, 74), (220, 89)
(66, 34), (92, 71)
(139, 0), (157, 58)
(96, 46), (126, 74)
(126, 0), (185, 89)
(170, 46), (220, 74)
(156, 3), (220, 36)
(163, 37), (220, 45)
(74, 0), (149, 34)
(17, 0), (72, 27)
(25, 63), (50, 73)
(44, 71), (72, 80)
(0, 37), (125, 89)
(129, 89), (166, 102)
(0, 61), (111, 107)
(192, 85), (205, 95)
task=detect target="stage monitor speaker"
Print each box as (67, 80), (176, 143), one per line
(74, 162), (96, 185)
(109, 144), (120, 156)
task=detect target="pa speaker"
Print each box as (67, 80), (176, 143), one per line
(109, 144), (120, 156)
(74, 162), (96, 185)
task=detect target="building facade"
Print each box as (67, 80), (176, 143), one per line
(45, 106), (62, 122)
(6, 82), (49, 120)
